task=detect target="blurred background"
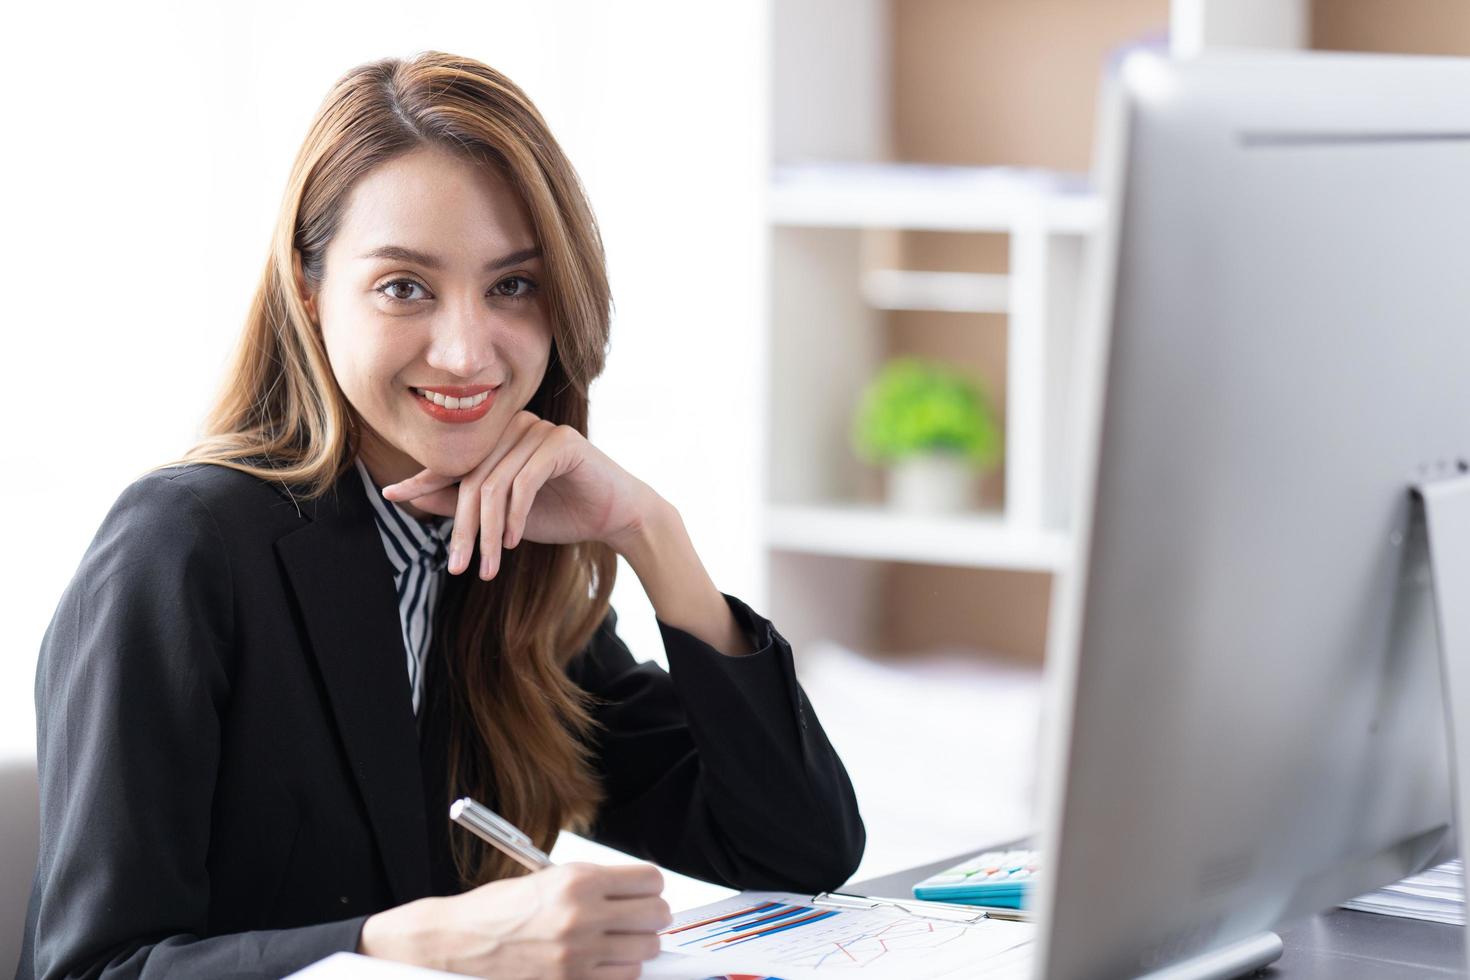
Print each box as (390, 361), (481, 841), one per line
(3, 0), (1470, 950)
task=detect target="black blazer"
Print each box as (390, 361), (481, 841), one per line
(17, 461), (864, 979)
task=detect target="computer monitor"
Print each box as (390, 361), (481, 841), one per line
(1031, 50), (1470, 979)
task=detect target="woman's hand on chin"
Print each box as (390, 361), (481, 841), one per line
(380, 410), (666, 579)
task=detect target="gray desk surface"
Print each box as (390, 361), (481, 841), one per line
(847, 849), (1466, 979)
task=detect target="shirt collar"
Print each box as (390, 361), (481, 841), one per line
(353, 456), (454, 576)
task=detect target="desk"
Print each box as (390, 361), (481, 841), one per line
(848, 850), (1467, 979)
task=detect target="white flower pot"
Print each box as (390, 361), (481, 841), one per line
(886, 451), (977, 513)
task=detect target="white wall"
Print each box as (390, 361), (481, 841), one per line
(772, 0), (890, 162)
(0, 0), (768, 762)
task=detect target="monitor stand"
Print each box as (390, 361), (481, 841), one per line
(1127, 476), (1470, 980)
(1416, 473), (1470, 979)
(1121, 476), (1470, 980)
(1134, 930), (1284, 980)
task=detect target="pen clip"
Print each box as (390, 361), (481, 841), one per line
(477, 806), (533, 847)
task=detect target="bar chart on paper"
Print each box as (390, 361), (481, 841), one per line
(656, 891), (1035, 979)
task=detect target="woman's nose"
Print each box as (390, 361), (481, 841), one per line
(423, 297), (501, 379)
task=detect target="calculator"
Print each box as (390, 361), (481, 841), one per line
(911, 847), (1040, 909)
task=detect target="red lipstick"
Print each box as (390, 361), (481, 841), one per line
(411, 384), (497, 424)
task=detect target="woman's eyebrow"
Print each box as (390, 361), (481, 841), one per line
(358, 244), (542, 272)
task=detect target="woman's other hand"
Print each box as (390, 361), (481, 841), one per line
(380, 410), (664, 580)
(358, 861), (670, 979)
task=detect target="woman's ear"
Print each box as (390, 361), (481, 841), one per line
(291, 248), (319, 324)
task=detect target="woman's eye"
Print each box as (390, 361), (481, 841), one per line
(375, 276), (537, 305)
(377, 278), (429, 303)
(492, 276), (539, 301)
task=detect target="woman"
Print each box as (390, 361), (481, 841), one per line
(17, 51), (863, 980)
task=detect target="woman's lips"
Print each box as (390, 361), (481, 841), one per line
(411, 385), (496, 424)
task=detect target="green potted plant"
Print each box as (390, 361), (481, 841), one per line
(850, 357), (1003, 513)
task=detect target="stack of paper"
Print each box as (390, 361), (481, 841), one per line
(1340, 859), (1464, 925)
(289, 890), (1037, 980)
(546, 830), (737, 911)
(657, 891), (1034, 979)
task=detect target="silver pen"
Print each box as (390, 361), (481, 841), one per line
(449, 796), (554, 872)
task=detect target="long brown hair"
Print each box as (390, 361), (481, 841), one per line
(160, 51), (616, 887)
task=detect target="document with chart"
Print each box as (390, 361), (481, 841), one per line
(655, 891), (1035, 979)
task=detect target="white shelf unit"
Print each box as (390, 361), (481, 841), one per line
(767, 502), (1071, 573)
(762, 0), (1107, 658)
(766, 161), (1099, 568)
(769, 161), (1102, 234)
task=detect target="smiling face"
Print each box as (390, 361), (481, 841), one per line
(305, 144), (552, 501)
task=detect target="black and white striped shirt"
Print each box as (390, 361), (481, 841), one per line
(353, 456), (454, 716)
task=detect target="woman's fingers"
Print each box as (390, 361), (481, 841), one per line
(478, 420), (555, 579)
(594, 932), (663, 966)
(381, 470), (457, 502)
(402, 487), (459, 518)
(503, 426), (574, 551)
(599, 863), (665, 899)
(443, 411), (541, 575)
(600, 895), (673, 932)
(448, 471), (486, 575)
(588, 963), (640, 980)
(587, 966), (643, 980)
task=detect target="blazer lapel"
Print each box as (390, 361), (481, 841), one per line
(274, 465), (433, 905)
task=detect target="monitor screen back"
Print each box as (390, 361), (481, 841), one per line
(1035, 50), (1470, 980)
